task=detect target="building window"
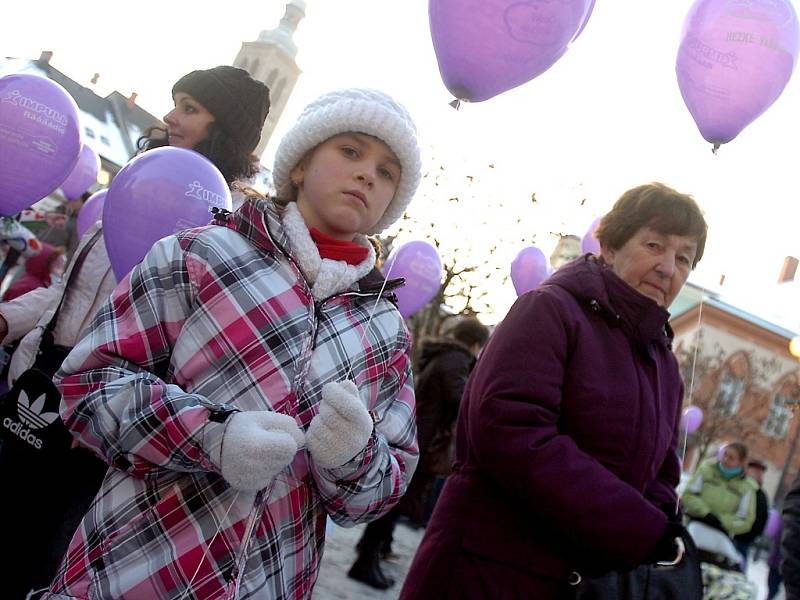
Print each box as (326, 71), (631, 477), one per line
(100, 136), (110, 146)
(764, 394), (792, 439)
(85, 127), (95, 138)
(714, 372), (745, 415)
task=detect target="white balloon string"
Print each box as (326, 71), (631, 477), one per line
(178, 487), (245, 599)
(343, 256), (395, 384)
(62, 475), (243, 590)
(677, 295), (705, 514)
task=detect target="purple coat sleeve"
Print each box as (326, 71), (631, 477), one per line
(464, 291), (667, 568)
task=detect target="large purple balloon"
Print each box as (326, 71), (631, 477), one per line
(511, 245), (550, 296)
(681, 406), (704, 433)
(676, 0), (800, 149)
(0, 74), (81, 216)
(429, 0), (595, 102)
(103, 147), (232, 281)
(581, 216), (602, 254)
(382, 241), (443, 318)
(61, 144), (100, 200)
(76, 189), (106, 239)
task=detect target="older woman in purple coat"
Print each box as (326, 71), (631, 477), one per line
(400, 183), (708, 599)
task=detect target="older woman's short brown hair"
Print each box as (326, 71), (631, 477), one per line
(595, 183), (708, 268)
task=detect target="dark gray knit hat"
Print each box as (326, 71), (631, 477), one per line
(172, 66), (270, 154)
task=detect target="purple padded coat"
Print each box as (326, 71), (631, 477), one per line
(400, 255), (684, 599)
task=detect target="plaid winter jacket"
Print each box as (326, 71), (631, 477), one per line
(45, 197), (418, 600)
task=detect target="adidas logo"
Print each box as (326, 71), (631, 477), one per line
(17, 390), (59, 430)
(1, 391), (59, 450)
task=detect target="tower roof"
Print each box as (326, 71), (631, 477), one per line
(257, 1), (306, 59)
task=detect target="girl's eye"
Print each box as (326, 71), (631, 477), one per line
(341, 146), (358, 157)
(646, 241), (661, 250)
(678, 255), (691, 266)
(378, 167), (395, 181)
(184, 105), (197, 114)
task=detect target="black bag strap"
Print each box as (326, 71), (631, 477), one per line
(39, 228), (103, 349)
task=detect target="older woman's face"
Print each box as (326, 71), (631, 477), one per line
(600, 227), (698, 308)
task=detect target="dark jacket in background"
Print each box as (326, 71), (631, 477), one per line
(735, 486), (769, 544)
(782, 474), (800, 599)
(400, 255), (683, 599)
(398, 338), (475, 522)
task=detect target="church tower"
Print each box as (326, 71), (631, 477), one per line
(234, 0), (305, 158)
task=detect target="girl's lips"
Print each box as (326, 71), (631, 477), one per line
(344, 191), (367, 207)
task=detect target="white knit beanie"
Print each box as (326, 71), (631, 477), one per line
(273, 88), (421, 235)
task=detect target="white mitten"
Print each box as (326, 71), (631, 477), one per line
(219, 411), (305, 491)
(306, 381), (374, 468)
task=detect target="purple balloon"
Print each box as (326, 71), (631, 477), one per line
(511, 245), (550, 296)
(0, 74), (81, 216)
(681, 406), (704, 433)
(765, 508), (782, 539)
(103, 147), (232, 281)
(382, 241), (443, 318)
(76, 189), (106, 239)
(61, 144), (100, 200)
(717, 443), (728, 461)
(581, 216), (602, 254)
(429, 0), (594, 102)
(676, 0), (800, 149)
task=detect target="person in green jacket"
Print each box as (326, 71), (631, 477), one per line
(683, 442), (757, 537)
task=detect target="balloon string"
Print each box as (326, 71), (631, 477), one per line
(678, 294), (705, 513)
(344, 257), (396, 384)
(178, 488), (243, 599)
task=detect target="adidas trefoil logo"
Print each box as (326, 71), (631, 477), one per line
(17, 390), (59, 430)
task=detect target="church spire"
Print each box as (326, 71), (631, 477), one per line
(257, 0), (306, 59)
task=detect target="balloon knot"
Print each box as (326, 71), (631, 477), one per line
(210, 207), (232, 223)
(448, 99), (461, 110)
(711, 143), (720, 155)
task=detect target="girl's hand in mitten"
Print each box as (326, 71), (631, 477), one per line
(306, 381), (373, 468)
(219, 411), (304, 491)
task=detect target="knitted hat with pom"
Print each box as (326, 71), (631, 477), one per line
(272, 88), (421, 234)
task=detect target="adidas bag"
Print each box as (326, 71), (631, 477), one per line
(0, 230), (100, 457)
(0, 345), (74, 455)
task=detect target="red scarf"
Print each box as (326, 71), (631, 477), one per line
(309, 228), (369, 265)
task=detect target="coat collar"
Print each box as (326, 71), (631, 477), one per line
(219, 197), (392, 301)
(547, 254), (674, 347)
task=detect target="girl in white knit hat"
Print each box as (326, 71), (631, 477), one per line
(45, 88), (421, 600)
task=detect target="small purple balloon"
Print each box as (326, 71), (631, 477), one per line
(765, 508), (782, 539)
(382, 241), (443, 318)
(717, 443), (728, 461)
(76, 189), (106, 239)
(681, 406), (704, 433)
(103, 147), (232, 281)
(676, 0), (800, 149)
(581, 216), (602, 254)
(511, 245), (550, 296)
(0, 73), (81, 216)
(429, 0), (595, 102)
(61, 144), (100, 200)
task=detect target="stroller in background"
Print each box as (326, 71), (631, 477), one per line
(687, 521), (759, 600)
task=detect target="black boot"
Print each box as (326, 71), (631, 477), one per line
(347, 548), (395, 590)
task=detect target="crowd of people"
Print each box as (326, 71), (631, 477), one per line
(0, 64), (797, 600)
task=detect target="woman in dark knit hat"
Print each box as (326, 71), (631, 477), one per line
(138, 65), (270, 186)
(0, 66), (270, 600)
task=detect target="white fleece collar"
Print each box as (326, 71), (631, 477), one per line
(281, 202), (376, 300)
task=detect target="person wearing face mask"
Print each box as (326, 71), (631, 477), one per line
(682, 442), (757, 543)
(0, 65), (270, 600)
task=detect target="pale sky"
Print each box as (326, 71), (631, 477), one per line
(3, 0), (800, 323)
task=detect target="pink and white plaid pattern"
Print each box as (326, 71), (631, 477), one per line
(45, 198), (418, 599)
